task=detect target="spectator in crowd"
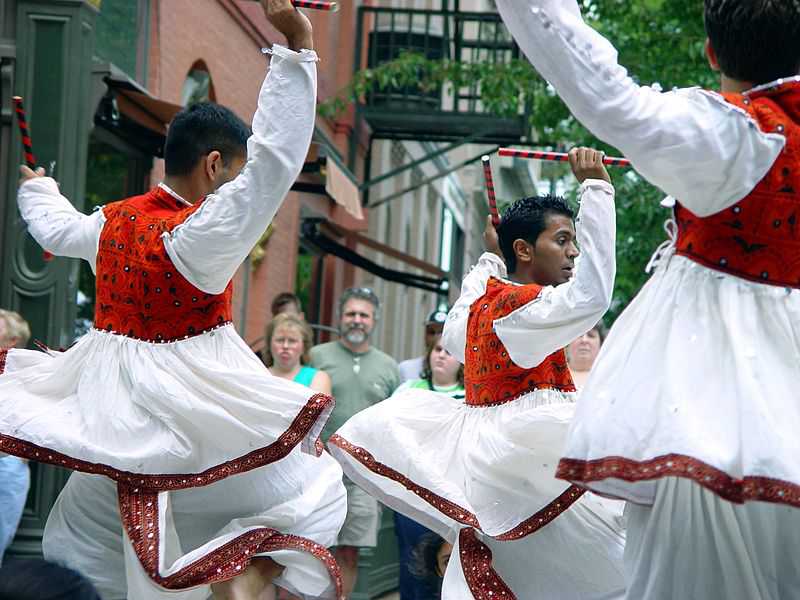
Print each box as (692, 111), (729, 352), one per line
(565, 322), (606, 389)
(0, 558), (102, 600)
(0, 309), (31, 567)
(0, 309), (31, 350)
(310, 287), (401, 598)
(397, 309), (448, 382)
(270, 292), (304, 318)
(393, 340), (464, 599)
(264, 313), (331, 395)
(407, 532), (452, 600)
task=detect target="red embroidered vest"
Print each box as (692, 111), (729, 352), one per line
(94, 187), (233, 342)
(463, 277), (575, 407)
(674, 79), (800, 288)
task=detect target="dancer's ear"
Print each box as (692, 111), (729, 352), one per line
(705, 39), (720, 72)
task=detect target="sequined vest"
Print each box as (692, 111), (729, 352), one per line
(674, 79), (800, 288)
(464, 277), (575, 407)
(94, 187), (233, 342)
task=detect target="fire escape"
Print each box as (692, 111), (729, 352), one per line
(304, 5), (530, 300)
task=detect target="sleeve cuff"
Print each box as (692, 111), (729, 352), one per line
(262, 44), (319, 63)
(579, 179), (615, 195)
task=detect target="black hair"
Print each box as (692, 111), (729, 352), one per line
(164, 102), (250, 176)
(0, 559), (102, 600)
(408, 532), (446, 599)
(704, 0), (800, 85)
(497, 195), (574, 274)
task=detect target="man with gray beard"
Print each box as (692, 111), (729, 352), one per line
(310, 287), (400, 597)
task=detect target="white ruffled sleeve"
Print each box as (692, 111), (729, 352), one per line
(17, 177), (105, 272)
(162, 46), (319, 294)
(441, 252), (507, 363)
(493, 179), (616, 368)
(495, 0), (785, 217)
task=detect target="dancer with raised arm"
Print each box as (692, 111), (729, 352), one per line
(496, 1), (800, 598)
(1, 2), (345, 599)
(331, 148), (625, 599)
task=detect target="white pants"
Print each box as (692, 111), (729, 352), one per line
(625, 477), (800, 600)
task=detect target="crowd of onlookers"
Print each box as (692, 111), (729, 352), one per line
(0, 290), (606, 600)
(258, 287), (607, 600)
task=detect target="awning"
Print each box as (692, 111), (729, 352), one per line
(302, 219), (448, 294)
(92, 63), (182, 157)
(325, 155), (363, 220)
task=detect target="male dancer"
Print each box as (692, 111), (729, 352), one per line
(496, 1), (800, 598)
(2, 2), (346, 599)
(331, 149), (625, 598)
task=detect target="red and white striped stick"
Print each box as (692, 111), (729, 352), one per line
(482, 155), (501, 227)
(13, 96), (53, 262)
(13, 96), (36, 169)
(293, 0), (338, 10)
(498, 147), (631, 168)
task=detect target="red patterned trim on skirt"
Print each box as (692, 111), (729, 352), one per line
(0, 349), (7, 375)
(118, 484), (343, 596)
(330, 434), (584, 539)
(557, 454), (800, 508)
(459, 529), (515, 599)
(0, 393), (333, 490)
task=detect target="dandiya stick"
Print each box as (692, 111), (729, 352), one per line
(498, 147), (631, 168)
(481, 155), (501, 227)
(13, 96), (53, 261)
(13, 97), (36, 169)
(292, 0), (338, 10)
(249, 1), (339, 13)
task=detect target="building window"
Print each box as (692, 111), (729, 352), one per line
(181, 62), (216, 106)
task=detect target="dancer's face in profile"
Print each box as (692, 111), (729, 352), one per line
(525, 214), (579, 287)
(340, 298), (376, 347)
(209, 151), (247, 193)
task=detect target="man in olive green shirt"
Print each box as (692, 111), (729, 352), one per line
(310, 287), (400, 598)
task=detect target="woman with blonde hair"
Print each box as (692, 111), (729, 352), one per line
(264, 313), (331, 395)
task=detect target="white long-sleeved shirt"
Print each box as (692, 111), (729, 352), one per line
(442, 179), (616, 369)
(17, 45), (318, 294)
(494, 0), (786, 217)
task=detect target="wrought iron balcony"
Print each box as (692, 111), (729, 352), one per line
(353, 6), (531, 144)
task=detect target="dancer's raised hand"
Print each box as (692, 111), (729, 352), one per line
(568, 147), (611, 184)
(261, 0), (314, 51)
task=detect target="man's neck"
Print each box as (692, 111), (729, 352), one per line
(507, 270), (538, 286)
(161, 176), (207, 205)
(340, 339), (370, 354)
(720, 74), (756, 95)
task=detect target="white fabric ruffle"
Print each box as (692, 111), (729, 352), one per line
(330, 387), (626, 599)
(561, 255), (800, 505)
(0, 325), (332, 475)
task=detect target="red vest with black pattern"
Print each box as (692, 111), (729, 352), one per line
(464, 277), (575, 407)
(674, 79), (800, 287)
(94, 187), (233, 342)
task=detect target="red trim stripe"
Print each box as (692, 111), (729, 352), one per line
(0, 392), (334, 490)
(119, 485), (343, 594)
(557, 454), (800, 508)
(458, 529), (516, 599)
(329, 434), (584, 540)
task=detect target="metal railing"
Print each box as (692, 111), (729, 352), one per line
(353, 6), (530, 142)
